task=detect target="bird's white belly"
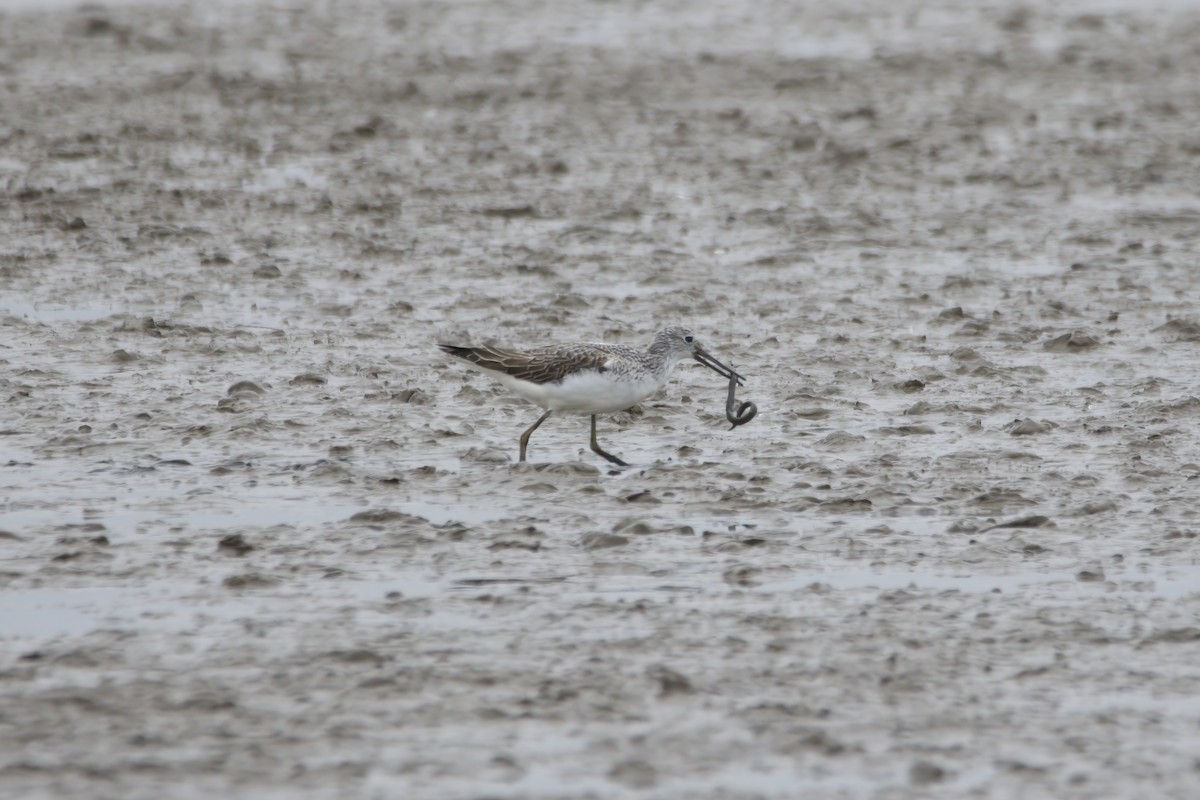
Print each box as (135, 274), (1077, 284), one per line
(495, 370), (662, 414)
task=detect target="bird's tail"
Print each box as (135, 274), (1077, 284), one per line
(437, 344), (475, 360)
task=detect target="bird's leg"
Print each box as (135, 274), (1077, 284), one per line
(519, 410), (553, 462)
(589, 414), (629, 467)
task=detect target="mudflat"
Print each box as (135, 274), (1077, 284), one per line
(3, 1), (1200, 797)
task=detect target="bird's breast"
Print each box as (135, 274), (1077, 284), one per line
(492, 368), (662, 414)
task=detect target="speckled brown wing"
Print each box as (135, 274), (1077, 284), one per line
(438, 343), (611, 385)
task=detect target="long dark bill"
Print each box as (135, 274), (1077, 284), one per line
(694, 346), (745, 386)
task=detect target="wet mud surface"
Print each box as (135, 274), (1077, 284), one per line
(3, 0), (1200, 797)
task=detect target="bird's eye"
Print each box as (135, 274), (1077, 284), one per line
(684, 335), (694, 344)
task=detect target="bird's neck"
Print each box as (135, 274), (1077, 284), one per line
(646, 349), (685, 378)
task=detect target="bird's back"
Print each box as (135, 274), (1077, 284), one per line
(439, 340), (664, 413)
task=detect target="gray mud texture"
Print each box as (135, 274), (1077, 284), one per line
(3, 0), (1200, 797)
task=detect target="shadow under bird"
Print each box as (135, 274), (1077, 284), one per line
(437, 326), (745, 466)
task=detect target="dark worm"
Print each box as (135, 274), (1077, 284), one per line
(725, 369), (757, 429)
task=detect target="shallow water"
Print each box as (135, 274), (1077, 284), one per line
(3, 0), (1200, 797)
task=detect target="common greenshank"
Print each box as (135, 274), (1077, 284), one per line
(438, 326), (744, 466)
